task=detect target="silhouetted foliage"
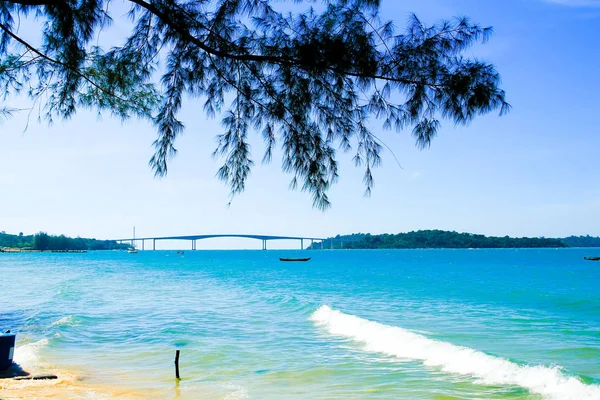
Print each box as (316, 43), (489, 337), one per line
(0, 231), (128, 250)
(312, 230), (569, 249)
(561, 235), (600, 248)
(0, 231), (34, 248)
(33, 232), (51, 250)
(0, 0), (509, 208)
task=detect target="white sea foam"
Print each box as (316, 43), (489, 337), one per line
(224, 383), (249, 400)
(52, 315), (76, 327)
(13, 338), (49, 368)
(310, 305), (600, 400)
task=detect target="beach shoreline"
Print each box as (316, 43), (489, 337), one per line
(1, 370), (157, 400)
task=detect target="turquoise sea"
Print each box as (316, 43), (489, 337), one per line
(1, 249), (599, 399)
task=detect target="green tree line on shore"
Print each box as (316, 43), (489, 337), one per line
(0, 231), (128, 251)
(3, 230), (599, 251)
(561, 235), (600, 248)
(310, 230), (600, 250)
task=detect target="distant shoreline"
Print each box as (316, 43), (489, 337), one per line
(0, 248), (88, 253)
(309, 230), (600, 250)
(0, 231), (128, 252)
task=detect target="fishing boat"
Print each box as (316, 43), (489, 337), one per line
(279, 257), (311, 262)
(128, 226), (138, 253)
(177, 250), (184, 255)
(583, 256), (600, 261)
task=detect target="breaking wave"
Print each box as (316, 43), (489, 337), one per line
(12, 338), (49, 368)
(310, 305), (600, 400)
(52, 315), (76, 327)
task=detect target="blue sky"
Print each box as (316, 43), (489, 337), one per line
(1, 0), (599, 249)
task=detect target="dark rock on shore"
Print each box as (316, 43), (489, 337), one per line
(14, 373), (58, 380)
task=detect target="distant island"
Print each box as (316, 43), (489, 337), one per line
(0, 231), (128, 252)
(309, 231), (600, 250)
(560, 235), (600, 248)
(2, 230), (599, 252)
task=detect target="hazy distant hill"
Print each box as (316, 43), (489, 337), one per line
(310, 230), (577, 250)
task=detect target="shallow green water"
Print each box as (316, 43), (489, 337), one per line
(1, 249), (599, 399)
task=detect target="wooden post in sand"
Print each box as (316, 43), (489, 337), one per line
(175, 350), (180, 379)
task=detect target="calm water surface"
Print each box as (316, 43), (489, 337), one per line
(1, 249), (599, 399)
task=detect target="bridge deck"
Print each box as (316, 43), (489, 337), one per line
(115, 234), (325, 242)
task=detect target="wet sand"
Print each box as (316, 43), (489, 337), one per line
(1, 366), (160, 399)
(1, 374), (155, 399)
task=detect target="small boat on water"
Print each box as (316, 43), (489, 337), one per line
(128, 226), (138, 253)
(177, 250), (184, 255)
(583, 256), (600, 261)
(279, 257), (311, 262)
